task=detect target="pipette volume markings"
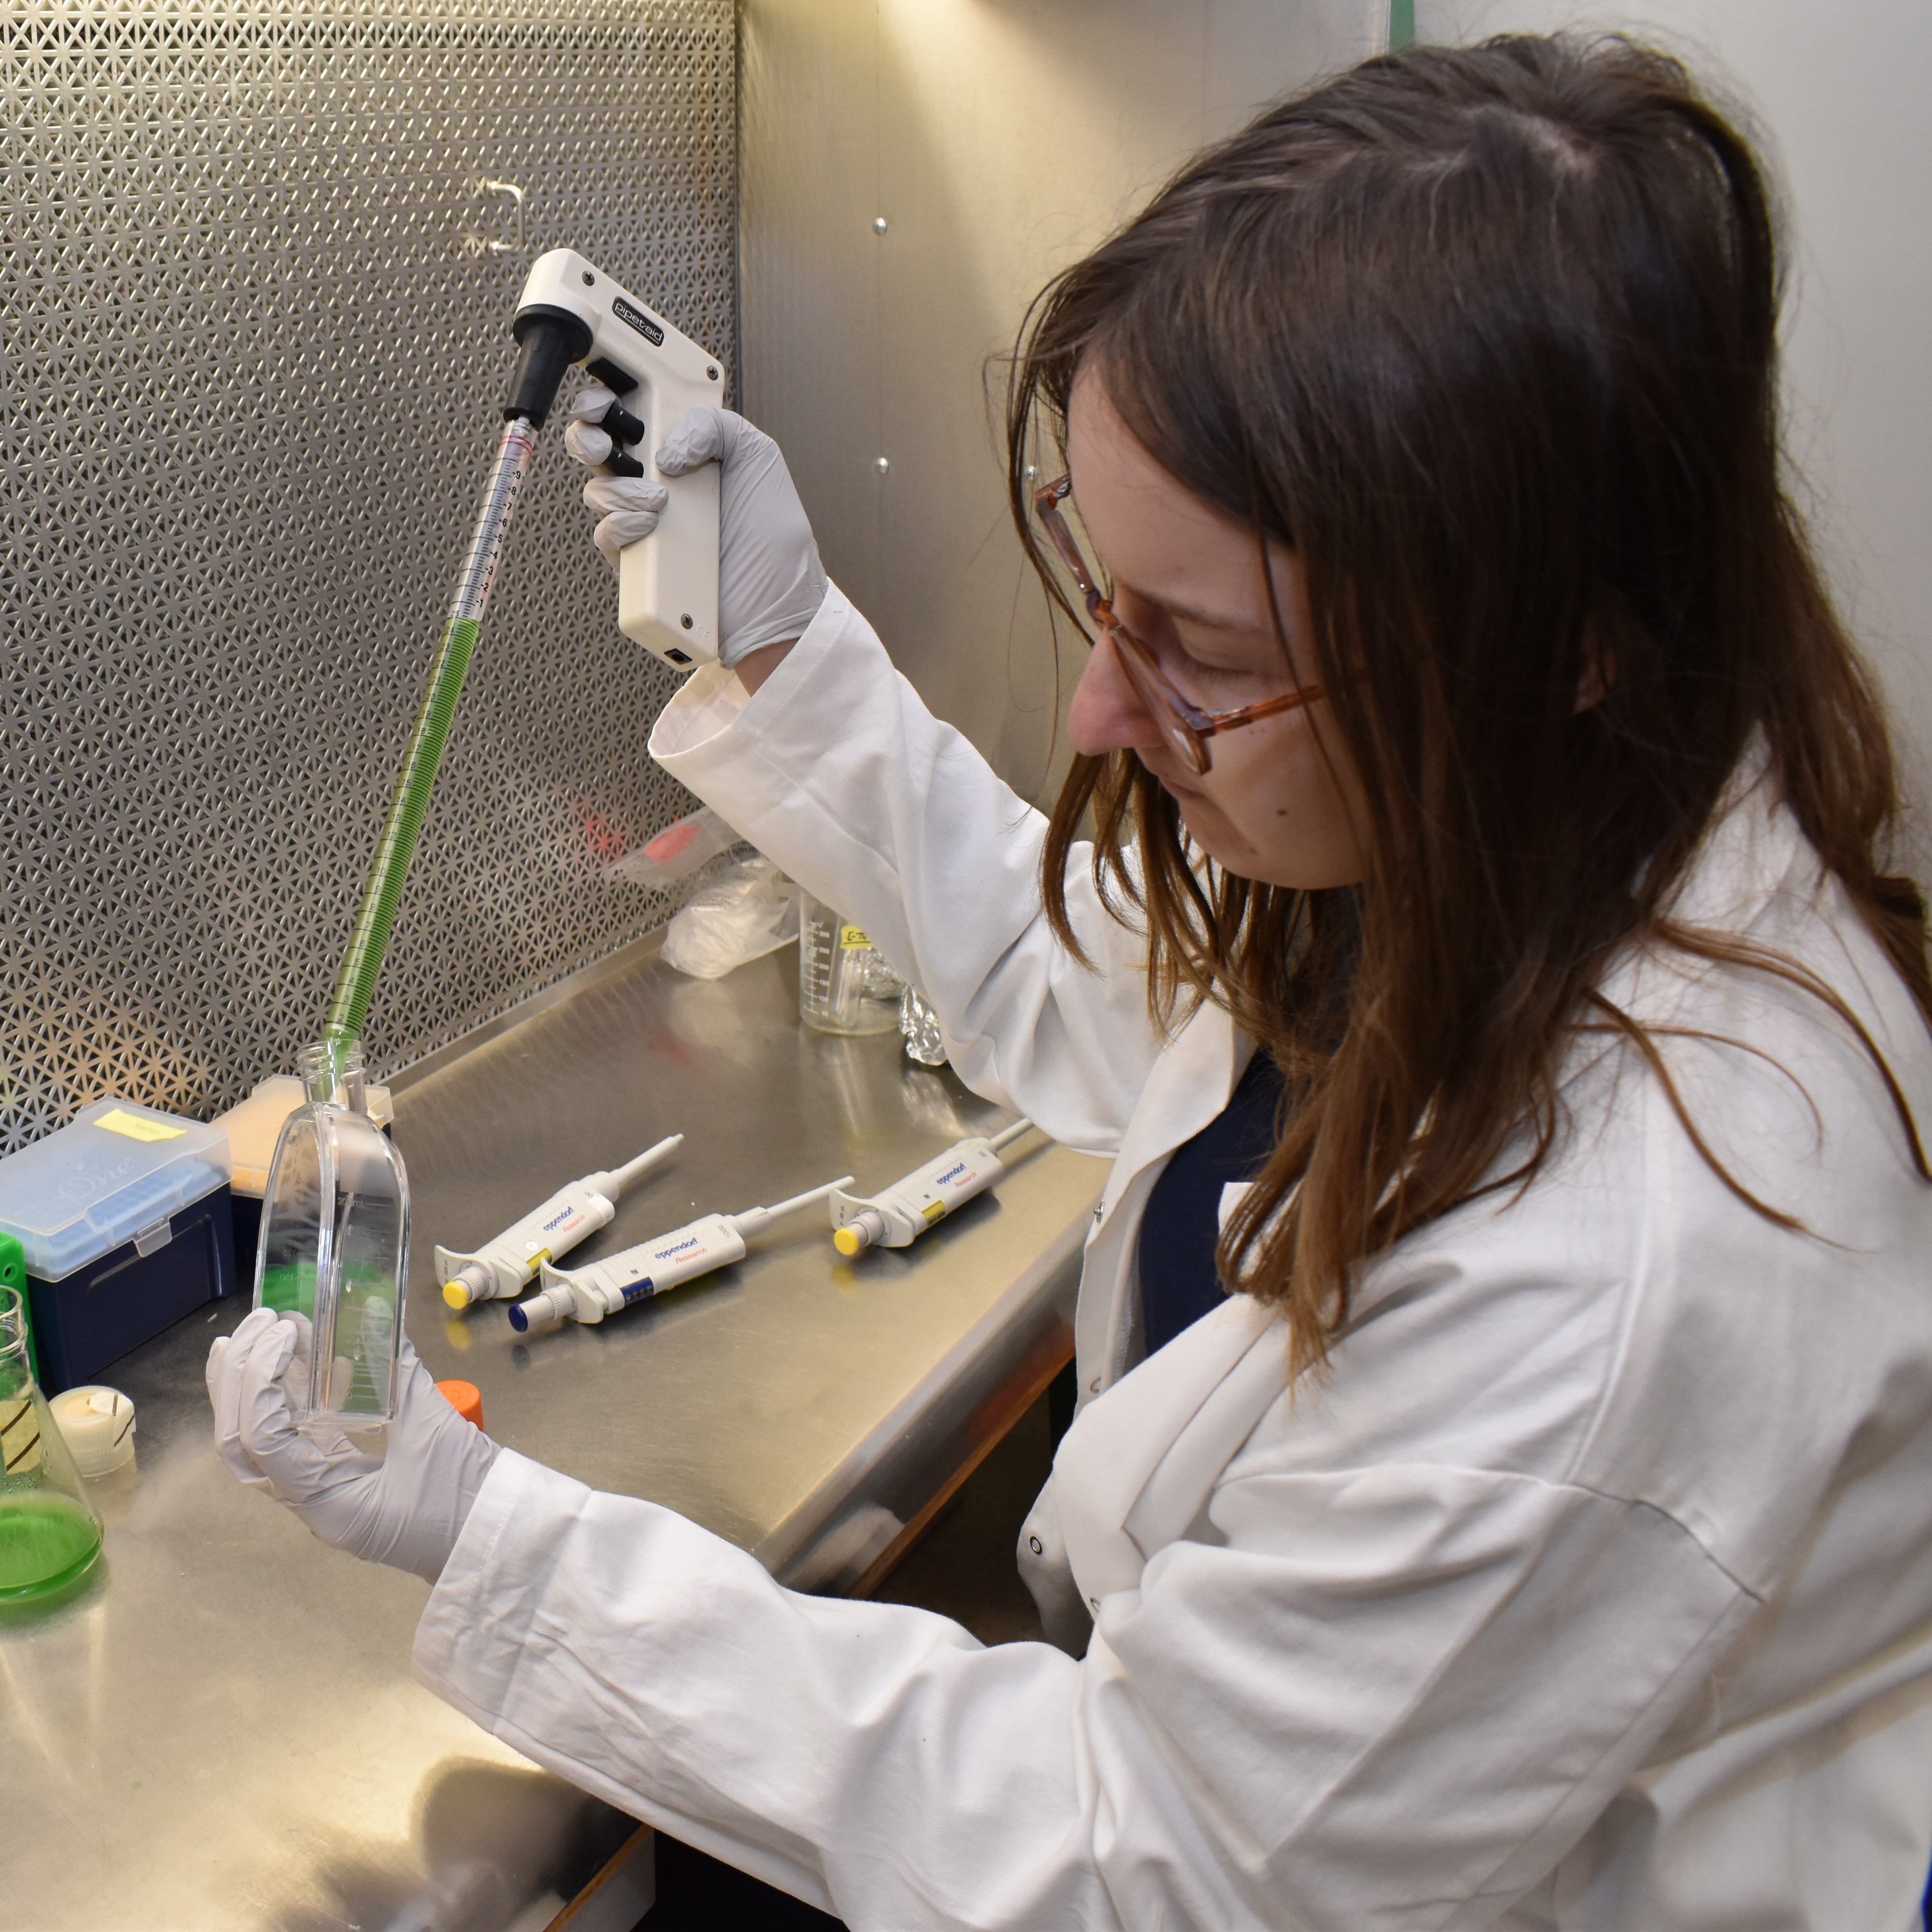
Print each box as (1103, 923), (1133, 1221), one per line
(829, 1120), (1034, 1256)
(510, 1175), (856, 1332)
(317, 412), (541, 1094)
(436, 1134), (683, 1308)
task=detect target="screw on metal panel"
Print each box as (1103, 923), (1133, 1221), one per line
(707, 366), (719, 381)
(582, 271), (595, 285)
(680, 614), (693, 629)
(872, 217), (888, 235)
(875, 456), (890, 474)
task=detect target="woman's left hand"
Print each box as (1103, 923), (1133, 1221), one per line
(207, 1307), (500, 1585)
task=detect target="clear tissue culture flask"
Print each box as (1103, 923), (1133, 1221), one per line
(0, 1283), (104, 1608)
(255, 1041), (410, 1430)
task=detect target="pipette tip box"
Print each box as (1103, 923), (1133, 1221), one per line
(0, 1098), (238, 1393)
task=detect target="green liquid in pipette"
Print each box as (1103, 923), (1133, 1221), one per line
(0, 1493), (102, 1603)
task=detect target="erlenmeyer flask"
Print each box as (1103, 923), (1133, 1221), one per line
(255, 1041), (410, 1431)
(0, 1283), (104, 1606)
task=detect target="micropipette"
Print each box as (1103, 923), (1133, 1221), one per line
(828, 1121), (1035, 1256)
(510, 1174), (857, 1333)
(435, 1134), (684, 1309)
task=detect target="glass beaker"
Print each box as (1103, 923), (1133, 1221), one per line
(255, 1041), (410, 1430)
(0, 1284), (104, 1607)
(798, 894), (905, 1036)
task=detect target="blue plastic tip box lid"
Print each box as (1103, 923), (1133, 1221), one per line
(0, 1099), (232, 1282)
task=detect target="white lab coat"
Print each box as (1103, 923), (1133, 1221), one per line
(415, 585), (1932, 1929)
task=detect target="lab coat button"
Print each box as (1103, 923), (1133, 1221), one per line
(1089, 1377), (1101, 1392)
(1028, 1535), (1043, 1555)
(1088, 1597), (1099, 1612)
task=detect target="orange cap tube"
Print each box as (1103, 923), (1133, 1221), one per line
(435, 1378), (485, 1430)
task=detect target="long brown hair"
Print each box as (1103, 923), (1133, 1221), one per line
(1006, 35), (1931, 1377)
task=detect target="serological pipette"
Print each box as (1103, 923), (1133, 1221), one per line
(435, 1134), (684, 1309)
(829, 1120), (1035, 1256)
(313, 248), (725, 1094)
(510, 1174), (856, 1333)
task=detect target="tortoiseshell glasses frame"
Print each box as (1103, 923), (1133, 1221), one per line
(1032, 472), (1321, 776)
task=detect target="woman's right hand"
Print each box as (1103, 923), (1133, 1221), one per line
(567, 394), (827, 672)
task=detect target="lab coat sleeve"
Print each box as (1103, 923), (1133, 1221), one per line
(414, 1450), (1101, 1924)
(647, 583), (1164, 1154)
(416, 1446), (1755, 1930)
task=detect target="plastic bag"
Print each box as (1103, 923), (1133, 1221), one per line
(660, 856), (801, 980)
(899, 985), (948, 1066)
(602, 806), (739, 889)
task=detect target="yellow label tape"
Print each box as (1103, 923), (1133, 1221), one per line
(95, 1107), (186, 1144)
(838, 924), (873, 951)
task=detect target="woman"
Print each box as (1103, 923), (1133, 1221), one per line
(211, 36), (1932, 1928)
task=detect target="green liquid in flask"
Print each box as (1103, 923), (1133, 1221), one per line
(0, 1492), (102, 1604)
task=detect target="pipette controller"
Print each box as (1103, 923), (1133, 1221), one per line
(513, 247), (724, 670)
(829, 1120), (1035, 1256)
(510, 1174), (857, 1332)
(435, 1133), (683, 1309)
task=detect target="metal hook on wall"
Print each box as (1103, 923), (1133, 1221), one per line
(477, 179), (526, 256)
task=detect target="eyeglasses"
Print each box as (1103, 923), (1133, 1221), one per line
(1032, 472), (1321, 776)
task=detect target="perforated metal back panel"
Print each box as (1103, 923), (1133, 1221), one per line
(0, 0), (735, 1150)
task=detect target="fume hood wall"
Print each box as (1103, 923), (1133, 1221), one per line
(738, 0), (1380, 803)
(0, 0), (734, 1148)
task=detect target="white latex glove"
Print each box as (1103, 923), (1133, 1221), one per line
(207, 1306), (499, 1585)
(569, 392), (827, 668)
(562, 383), (642, 475)
(567, 384), (670, 558)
